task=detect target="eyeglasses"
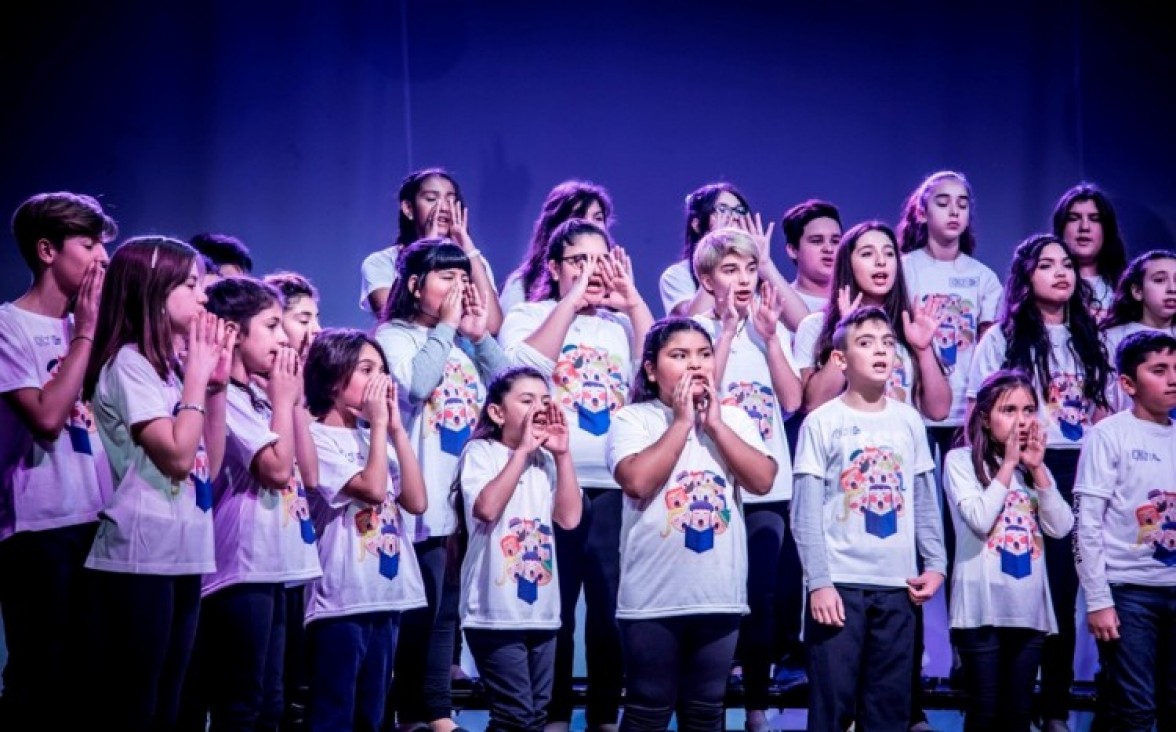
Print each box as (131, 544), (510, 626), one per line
(715, 203), (749, 217)
(560, 253), (594, 267)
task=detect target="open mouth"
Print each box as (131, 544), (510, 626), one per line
(871, 274), (889, 286)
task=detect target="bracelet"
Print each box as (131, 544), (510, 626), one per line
(174, 402), (206, 416)
(70, 334), (93, 345)
(466, 248), (483, 261)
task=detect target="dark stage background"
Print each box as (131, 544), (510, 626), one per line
(2, 1), (1173, 326)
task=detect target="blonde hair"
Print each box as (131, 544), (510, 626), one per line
(691, 226), (759, 282)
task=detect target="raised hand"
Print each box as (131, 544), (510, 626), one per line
(185, 312), (224, 387)
(561, 255), (595, 310)
(424, 202), (444, 239)
(361, 373), (391, 427)
(744, 212), (775, 265)
(716, 286), (740, 333)
(438, 282), (463, 329)
(385, 379), (403, 431)
(541, 402), (569, 455)
(458, 282), (488, 341)
(836, 285), (863, 316)
(73, 260), (105, 339)
(670, 371), (694, 427)
(519, 403), (549, 455)
(449, 200), (474, 251)
(1020, 419), (1046, 470)
(697, 377), (723, 433)
(266, 346), (301, 408)
(902, 298), (942, 353)
(751, 282), (783, 340)
(1001, 418), (1023, 468)
(598, 247), (641, 311)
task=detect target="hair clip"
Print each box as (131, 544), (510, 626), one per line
(150, 246), (159, 269)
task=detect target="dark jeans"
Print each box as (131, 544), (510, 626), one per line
(736, 501), (792, 710)
(390, 537), (459, 725)
(549, 488), (624, 726)
(0, 523), (100, 730)
(283, 583), (310, 730)
(465, 628), (557, 732)
(619, 614), (741, 732)
(779, 412), (808, 663)
(1096, 584), (1176, 730)
(805, 586), (915, 732)
(181, 582), (289, 732)
(307, 611), (400, 732)
(1040, 448), (1080, 722)
(94, 571), (204, 731)
(952, 626), (1045, 731)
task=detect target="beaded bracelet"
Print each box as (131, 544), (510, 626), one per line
(174, 403), (206, 416)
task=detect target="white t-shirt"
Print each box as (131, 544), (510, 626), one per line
(607, 401), (771, 619)
(375, 320), (486, 540)
(968, 324), (1095, 448)
(203, 384), (322, 595)
(87, 346), (215, 575)
(793, 397), (935, 588)
(305, 422), (427, 624)
(793, 286), (829, 316)
(659, 260), (696, 316)
(359, 245), (497, 313)
(793, 311), (919, 407)
(1073, 412), (1176, 605)
(943, 447), (1073, 633)
(1084, 275), (1114, 323)
(0, 303), (111, 541)
(1101, 322), (1176, 413)
(693, 315), (796, 502)
(902, 249), (1003, 426)
(499, 271), (527, 316)
(459, 439), (566, 630)
(499, 301), (635, 489)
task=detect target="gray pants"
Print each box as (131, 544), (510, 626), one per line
(465, 628), (557, 732)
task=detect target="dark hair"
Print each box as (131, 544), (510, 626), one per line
(83, 237), (200, 400)
(782, 199), (842, 252)
(533, 219), (615, 301)
(513, 180), (613, 303)
(205, 276), (283, 336)
(1101, 249), (1176, 331)
(304, 328), (389, 419)
(998, 233), (1110, 408)
(632, 317), (713, 403)
(812, 222), (918, 370)
(190, 233), (253, 274)
(964, 369), (1039, 487)
(897, 171), (977, 256)
(380, 239), (472, 322)
(1051, 182), (1128, 285)
(395, 168), (463, 247)
(830, 306), (892, 353)
(264, 270), (320, 306)
(1115, 330), (1176, 382)
(11, 191), (118, 270)
(681, 183), (750, 279)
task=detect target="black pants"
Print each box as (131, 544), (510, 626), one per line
(619, 614), (741, 732)
(953, 626), (1045, 731)
(1040, 448), (1080, 722)
(283, 583), (310, 730)
(390, 537), (459, 725)
(93, 571), (204, 731)
(0, 522), (100, 730)
(805, 586), (915, 732)
(736, 501), (796, 710)
(465, 628), (557, 732)
(549, 488), (624, 726)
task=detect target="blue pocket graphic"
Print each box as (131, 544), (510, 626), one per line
(1154, 522), (1176, 567)
(517, 576), (538, 604)
(300, 517), (316, 544)
(685, 525), (714, 553)
(938, 342), (957, 368)
(68, 424), (92, 455)
(440, 423), (471, 456)
(193, 476), (213, 512)
(379, 550), (400, 579)
(577, 404), (611, 436)
(1000, 525), (1032, 579)
(1059, 419), (1083, 442)
(864, 485), (898, 539)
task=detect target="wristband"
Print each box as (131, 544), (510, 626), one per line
(174, 402), (206, 416)
(71, 334), (93, 345)
(466, 248), (483, 261)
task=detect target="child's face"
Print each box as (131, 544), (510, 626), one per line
(921, 178), (970, 245)
(834, 318), (896, 389)
(701, 252), (758, 316)
(490, 376), (551, 448)
(1122, 349), (1176, 416)
(1062, 199), (1104, 266)
(54, 235), (109, 296)
(281, 295), (321, 355)
(645, 330), (715, 403)
(413, 268), (469, 322)
(404, 175), (457, 238)
(335, 344), (388, 417)
(165, 261), (208, 337)
(849, 230), (898, 301)
(581, 199), (608, 228)
(551, 233), (610, 306)
(788, 217), (840, 285)
(1134, 258), (1176, 324)
(985, 386), (1036, 449)
(707, 191), (747, 230)
(238, 304), (289, 376)
(1030, 243), (1076, 306)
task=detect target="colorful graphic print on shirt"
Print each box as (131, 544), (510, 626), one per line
(722, 380), (776, 440)
(355, 496), (405, 580)
(917, 293), (977, 373)
(1045, 373), (1092, 442)
(661, 470), (731, 554)
(1135, 490), (1176, 567)
(496, 516), (555, 605)
(425, 359), (482, 457)
(46, 356), (98, 455)
(985, 487), (1043, 579)
(281, 463), (316, 544)
(838, 446), (905, 539)
(552, 344), (627, 437)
